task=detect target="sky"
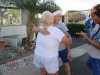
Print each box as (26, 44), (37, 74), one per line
(55, 0), (100, 14)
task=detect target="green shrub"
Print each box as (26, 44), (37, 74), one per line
(67, 22), (85, 36)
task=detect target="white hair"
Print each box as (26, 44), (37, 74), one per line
(41, 11), (54, 26)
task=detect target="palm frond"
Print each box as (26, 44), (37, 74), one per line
(0, 0), (60, 14)
(0, 0), (39, 13)
(39, 0), (60, 13)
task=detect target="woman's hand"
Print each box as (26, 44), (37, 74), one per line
(40, 28), (50, 35)
(76, 31), (87, 38)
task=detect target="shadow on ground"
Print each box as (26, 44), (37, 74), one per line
(59, 53), (90, 75)
(71, 36), (87, 49)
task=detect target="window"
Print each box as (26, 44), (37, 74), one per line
(0, 8), (21, 26)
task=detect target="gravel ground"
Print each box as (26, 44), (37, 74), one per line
(0, 46), (33, 62)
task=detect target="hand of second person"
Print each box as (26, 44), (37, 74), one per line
(40, 28), (50, 35)
(67, 51), (72, 59)
(76, 31), (87, 38)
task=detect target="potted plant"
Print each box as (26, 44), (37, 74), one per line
(0, 28), (5, 50)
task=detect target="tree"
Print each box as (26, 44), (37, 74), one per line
(0, 0), (60, 50)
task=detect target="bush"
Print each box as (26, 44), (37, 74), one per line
(67, 22), (85, 36)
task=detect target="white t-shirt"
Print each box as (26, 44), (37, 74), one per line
(34, 25), (65, 58)
(87, 24), (100, 59)
(54, 22), (68, 50)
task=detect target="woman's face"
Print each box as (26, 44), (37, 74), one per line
(54, 13), (62, 24)
(91, 13), (100, 24)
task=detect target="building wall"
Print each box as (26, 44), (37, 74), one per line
(0, 11), (36, 47)
(63, 11), (68, 24)
(21, 10), (27, 25)
(0, 25), (27, 47)
(0, 25), (26, 37)
(0, 9), (28, 47)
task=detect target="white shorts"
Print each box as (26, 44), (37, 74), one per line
(33, 54), (59, 73)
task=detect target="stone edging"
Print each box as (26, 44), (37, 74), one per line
(0, 52), (34, 74)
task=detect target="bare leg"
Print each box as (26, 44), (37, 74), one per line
(40, 68), (47, 75)
(63, 63), (71, 75)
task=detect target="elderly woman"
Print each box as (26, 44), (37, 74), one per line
(33, 11), (72, 75)
(32, 9), (72, 75)
(76, 4), (100, 75)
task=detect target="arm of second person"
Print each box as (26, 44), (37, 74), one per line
(64, 32), (72, 58)
(32, 26), (50, 35)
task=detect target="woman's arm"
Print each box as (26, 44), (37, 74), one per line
(85, 35), (100, 50)
(76, 31), (100, 50)
(32, 26), (40, 33)
(32, 26), (49, 35)
(61, 35), (72, 47)
(64, 32), (72, 41)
